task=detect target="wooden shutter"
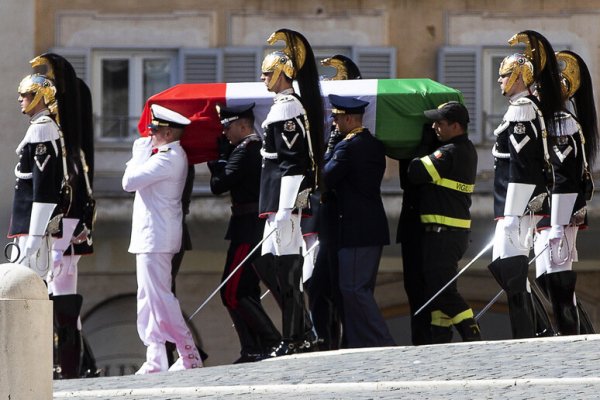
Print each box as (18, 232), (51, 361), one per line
(353, 47), (396, 79)
(49, 47), (90, 83)
(438, 46), (482, 143)
(179, 49), (222, 83)
(223, 48), (261, 83)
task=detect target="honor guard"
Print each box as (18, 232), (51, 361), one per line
(408, 101), (480, 343)
(254, 29), (324, 357)
(9, 74), (62, 277)
(122, 104), (202, 374)
(533, 50), (599, 335)
(323, 95), (395, 348)
(30, 53), (99, 378)
(208, 102), (282, 362)
(488, 30), (563, 339)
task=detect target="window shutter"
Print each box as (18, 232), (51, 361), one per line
(49, 47), (90, 84)
(438, 46), (482, 143)
(353, 47), (396, 79)
(179, 49), (222, 83)
(223, 48), (261, 83)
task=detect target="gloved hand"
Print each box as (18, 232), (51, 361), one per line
(274, 208), (293, 228)
(503, 215), (520, 231)
(548, 225), (565, 245)
(325, 128), (343, 154)
(132, 137), (152, 160)
(23, 235), (43, 258)
(52, 249), (64, 269)
(217, 135), (233, 160)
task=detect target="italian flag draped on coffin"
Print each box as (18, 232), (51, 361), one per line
(137, 78), (464, 164)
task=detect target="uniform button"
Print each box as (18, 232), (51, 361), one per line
(185, 344), (191, 350)
(188, 354), (195, 359)
(15, 185), (18, 189)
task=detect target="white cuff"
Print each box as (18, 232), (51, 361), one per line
(504, 182), (535, 216)
(29, 202), (57, 236)
(551, 193), (578, 226)
(52, 217), (79, 250)
(279, 175), (303, 210)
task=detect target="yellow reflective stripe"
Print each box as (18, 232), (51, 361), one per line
(420, 214), (471, 228)
(451, 309), (474, 325)
(437, 178), (475, 193)
(421, 156), (441, 181)
(421, 156), (474, 193)
(431, 310), (452, 327)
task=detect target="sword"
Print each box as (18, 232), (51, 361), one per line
(188, 227), (277, 321)
(475, 244), (550, 321)
(414, 238), (494, 316)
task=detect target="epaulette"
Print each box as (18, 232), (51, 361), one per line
(344, 133), (358, 141)
(262, 95), (305, 128)
(550, 111), (579, 137)
(237, 133), (260, 149)
(504, 97), (537, 122)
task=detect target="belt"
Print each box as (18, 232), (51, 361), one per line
(423, 224), (468, 233)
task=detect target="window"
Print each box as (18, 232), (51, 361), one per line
(92, 51), (177, 141)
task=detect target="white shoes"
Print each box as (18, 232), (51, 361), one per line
(168, 344), (203, 371)
(135, 343), (168, 375)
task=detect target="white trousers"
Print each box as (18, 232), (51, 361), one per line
(534, 226), (579, 277)
(492, 215), (542, 260)
(136, 253), (195, 349)
(261, 213), (303, 256)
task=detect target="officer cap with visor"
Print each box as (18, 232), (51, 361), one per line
(329, 94), (369, 115)
(216, 102), (255, 128)
(148, 104), (191, 131)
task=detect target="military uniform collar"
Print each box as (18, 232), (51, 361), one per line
(509, 91), (529, 102)
(30, 109), (51, 122)
(275, 88), (295, 100)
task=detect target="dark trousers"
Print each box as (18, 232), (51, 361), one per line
(421, 230), (470, 319)
(398, 209), (432, 345)
(220, 242), (280, 354)
(338, 246), (395, 348)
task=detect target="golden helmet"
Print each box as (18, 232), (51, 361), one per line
(261, 51), (296, 90)
(17, 74), (56, 114)
(498, 53), (534, 94)
(556, 51), (581, 100)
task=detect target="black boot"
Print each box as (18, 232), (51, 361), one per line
(488, 256), (535, 339)
(547, 271), (580, 335)
(253, 254), (282, 309)
(531, 286), (555, 337)
(454, 317), (482, 341)
(53, 294), (83, 379)
(271, 254), (305, 356)
(431, 326), (453, 343)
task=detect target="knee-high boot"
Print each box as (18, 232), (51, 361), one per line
(53, 294), (83, 379)
(547, 271), (580, 335)
(271, 254), (305, 356)
(253, 254), (282, 309)
(488, 256), (535, 339)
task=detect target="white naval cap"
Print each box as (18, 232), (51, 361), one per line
(148, 104), (191, 129)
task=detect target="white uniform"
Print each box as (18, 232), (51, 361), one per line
(122, 137), (201, 373)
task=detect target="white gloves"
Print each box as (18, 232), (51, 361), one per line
(548, 225), (565, 245)
(23, 235), (43, 258)
(274, 208), (293, 228)
(503, 215), (520, 231)
(52, 249), (64, 269)
(131, 137), (153, 163)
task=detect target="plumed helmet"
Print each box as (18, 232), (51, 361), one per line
(498, 53), (534, 94)
(261, 51), (296, 90)
(17, 74), (57, 114)
(556, 51), (581, 100)
(321, 55), (362, 80)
